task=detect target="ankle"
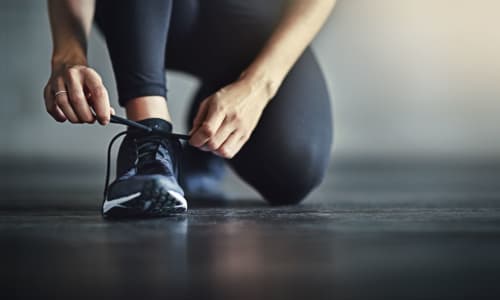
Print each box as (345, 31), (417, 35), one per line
(125, 96), (172, 122)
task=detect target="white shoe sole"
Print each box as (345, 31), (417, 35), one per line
(102, 180), (187, 218)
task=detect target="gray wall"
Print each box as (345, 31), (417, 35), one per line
(1, 0), (500, 162)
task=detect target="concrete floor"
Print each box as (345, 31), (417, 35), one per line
(1, 158), (500, 299)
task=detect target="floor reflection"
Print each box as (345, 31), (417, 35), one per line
(2, 201), (500, 299)
(185, 219), (337, 300)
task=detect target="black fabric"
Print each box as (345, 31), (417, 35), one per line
(95, 0), (333, 204)
(95, 0), (173, 105)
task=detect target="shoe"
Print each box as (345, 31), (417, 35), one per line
(102, 118), (187, 218)
(179, 145), (227, 203)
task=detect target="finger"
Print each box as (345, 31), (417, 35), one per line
(205, 117), (236, 151)
(190, 100), (209, 134)
(83, 68), (110, 125)
(189, 101), (226, 148)
(44, 83), (66, 122)
(53, 78), (79, 123)
(53, 105), (67, 122)
(110, 107), (116, 115)
(215, 132), (243, 159)
(65, 69), (95, 124)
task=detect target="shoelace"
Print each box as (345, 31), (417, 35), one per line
(103, 115), (190, 200)
(134, 134), (169, 168)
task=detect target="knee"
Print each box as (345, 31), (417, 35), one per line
(257, 155), (330, 206)
(260, 168), (326, 206)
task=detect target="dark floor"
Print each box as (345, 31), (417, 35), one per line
(1, 158), (500, 300)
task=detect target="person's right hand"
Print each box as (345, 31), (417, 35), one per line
(43, 64), (113, 125)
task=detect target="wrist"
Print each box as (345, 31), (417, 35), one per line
(51, 48), (87, 71)
(239, 66), (280, 105)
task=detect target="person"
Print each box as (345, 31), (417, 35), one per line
(44, 0), (335, 218)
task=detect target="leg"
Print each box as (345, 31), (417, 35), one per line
(169, 0), (333, 204)
(95, 0), (189, 218)
(94, 0), (173, 121)
(230, 49), (333, 205)
(184, 51), (333, 205)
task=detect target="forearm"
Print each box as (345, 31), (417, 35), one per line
(241, 0), (336, 102)
(48, 0), (95, 68)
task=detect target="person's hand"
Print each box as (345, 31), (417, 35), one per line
(43, 63), (113, 125)
(189, 78), (271, 159)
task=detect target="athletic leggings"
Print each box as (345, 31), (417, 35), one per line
(95, 0), (333, 205)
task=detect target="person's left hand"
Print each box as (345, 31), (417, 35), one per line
(189, 78), (270, 159)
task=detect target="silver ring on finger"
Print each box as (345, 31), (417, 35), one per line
(54, 90), (68, 97)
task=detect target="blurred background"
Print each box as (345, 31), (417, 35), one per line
(1, 0), (499, 206)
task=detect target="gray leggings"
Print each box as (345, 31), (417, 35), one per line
(95, 0), (333, 204)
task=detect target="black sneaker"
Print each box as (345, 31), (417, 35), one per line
(102, 118), (187, 218)
(180, 145), (227, 203)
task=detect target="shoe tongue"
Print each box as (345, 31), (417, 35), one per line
(128, 118), (173, 135)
